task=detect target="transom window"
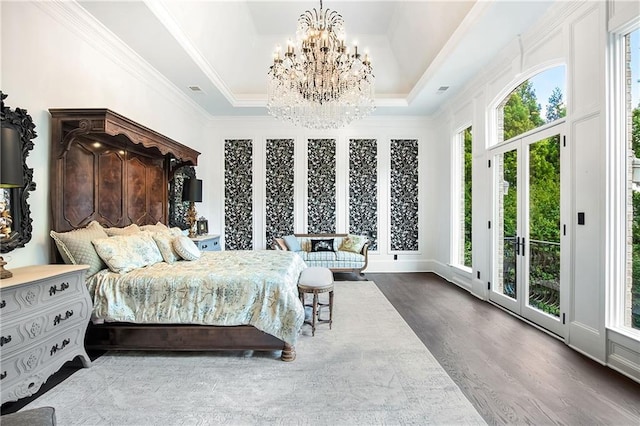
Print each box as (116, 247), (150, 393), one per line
(497, 65), (566, 144)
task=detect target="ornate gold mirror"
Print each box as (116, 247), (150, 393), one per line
(1, 92), (36, 253)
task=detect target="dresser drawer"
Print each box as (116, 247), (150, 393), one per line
(0, 327), (84, 401)
(0, 269), (85, 314)
(0, 298), (90, 358)
(0, 291), (20, 316)
(38, 270), (86, 306)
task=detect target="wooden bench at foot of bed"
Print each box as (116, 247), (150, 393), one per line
(85, 323), (296, 362)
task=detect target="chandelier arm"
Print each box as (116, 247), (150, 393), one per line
(267, 0), (375, 128)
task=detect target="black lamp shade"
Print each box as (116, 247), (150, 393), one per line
(182, 178), (203, 202)
(1, 126), (23, 188)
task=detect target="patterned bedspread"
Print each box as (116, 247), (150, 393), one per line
(86, 250), (306, 345)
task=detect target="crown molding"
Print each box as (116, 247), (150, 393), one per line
(34, 0), (210, 124)
(144, 0), (237, 107)
(433, 0), (585, 119)
(406, 0), (493, 105)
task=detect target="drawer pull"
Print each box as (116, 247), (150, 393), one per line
(49, 282), (70, 296)
(0, 371), (6, 380)
(50, 338), (70, 356)
(53, 310), (74, 326)
(0, 335), (12, 346)
(0, 300), (5, 308)
(202, 244), (208, 249)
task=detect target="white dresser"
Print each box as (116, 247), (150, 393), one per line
(0, 264), (92, 404)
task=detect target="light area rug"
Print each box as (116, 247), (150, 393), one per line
(23, 281), (485, 425)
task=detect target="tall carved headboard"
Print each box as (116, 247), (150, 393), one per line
(49, 109), (200, 259)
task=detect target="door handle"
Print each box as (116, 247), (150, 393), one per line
(516, 236), (520, 256)
(520, 237), (525, 256)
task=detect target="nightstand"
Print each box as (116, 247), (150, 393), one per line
(0, 264), (92, 404)
(190, 234), (221, 252)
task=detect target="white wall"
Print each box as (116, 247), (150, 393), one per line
(430, 0), (640, 381)
(1, 1), (209, 268)
(201, 115), (433, 273)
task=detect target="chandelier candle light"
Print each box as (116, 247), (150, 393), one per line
(267, 0), (375, 129)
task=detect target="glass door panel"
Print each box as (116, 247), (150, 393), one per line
(527, 135), (561, 318)
(498, 148), (518, 300)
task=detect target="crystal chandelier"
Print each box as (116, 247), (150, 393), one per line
(267, 0), (375, 129)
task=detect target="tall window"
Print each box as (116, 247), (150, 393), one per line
(626, 29), (640, 330)
(454, 126), (473, 268)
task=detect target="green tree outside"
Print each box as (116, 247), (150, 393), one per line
(631, 105), (640, 328)
(464, 127), (472, 267)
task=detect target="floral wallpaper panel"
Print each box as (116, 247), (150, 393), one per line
(390, 139), (419, 251)
(349, 139), (378, 250)
(225, 139), (253, 250)
(307, 139), (336, 233)
(265, 139), (295, 248)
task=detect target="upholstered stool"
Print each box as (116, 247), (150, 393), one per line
(298, 267), (334, 336)
(0, 407), (56, 426)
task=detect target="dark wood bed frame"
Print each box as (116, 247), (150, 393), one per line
(48, 108), (295, 361)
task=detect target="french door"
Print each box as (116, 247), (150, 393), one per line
(491, 123), (567, 338)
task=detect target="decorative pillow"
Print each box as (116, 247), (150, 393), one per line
(172, 235), (201, 261)
(274, 238), (288, 251)
(92, 232), (163, 274)
(152, 233), (180, 264)
(104, 223), (141, 236)
(311, 238), (335, 252)
(50, 221), (109, 277)
(169, 227), (185, 237)
(283, 235), (302, 252)
(140, 222), (170, 234)
(339, 234), (368, 254)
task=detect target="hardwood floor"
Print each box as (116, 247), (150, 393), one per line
(368, 272), (640, 425)
(3, 272), (640, 424)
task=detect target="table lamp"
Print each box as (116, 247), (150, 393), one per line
(0, 126), (24, 279)
(182, 178), (202, 238)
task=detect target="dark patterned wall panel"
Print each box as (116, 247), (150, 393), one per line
(307, 139), (336, 233)
(224, 139), (253, 250)
(349, 139), (378, 250)
(265, 139), (294, 248)
(390, 139), (419, 251)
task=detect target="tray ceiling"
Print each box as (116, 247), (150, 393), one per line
(77, 0), (555, 117)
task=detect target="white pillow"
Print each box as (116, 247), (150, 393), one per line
(104, 223), (141, 236)
(92, 232), (163, 274)
(140, 222), (171, 234)
(50, 220), (108, 277)
(153, 233), (180, 264)
(172, 235), (201, 261)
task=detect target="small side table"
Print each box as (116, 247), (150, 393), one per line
(190, 234), (221, 252)
(298, 267), (334, 336)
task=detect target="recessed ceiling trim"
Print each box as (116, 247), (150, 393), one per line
(42, 0), (210, 123)
(406, 0), (492, 105)
(144, 0), (237, 105)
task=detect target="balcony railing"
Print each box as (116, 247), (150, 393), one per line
(503, 237), (560, 317)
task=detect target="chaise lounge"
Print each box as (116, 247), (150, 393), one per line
(275, 233), (369, 276)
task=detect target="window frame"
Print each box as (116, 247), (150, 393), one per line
(607, 23), (640, 338)
(451, 123), (473, 272)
